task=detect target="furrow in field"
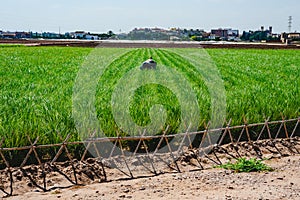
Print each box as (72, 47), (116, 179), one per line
(154, 49), (211, 125)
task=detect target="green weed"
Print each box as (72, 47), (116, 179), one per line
(216, 157), (273, 173)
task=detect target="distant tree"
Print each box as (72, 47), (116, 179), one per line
(241, 31), (250, 41)
(215, 37), (221, 41)
(107, 30), (115, 37)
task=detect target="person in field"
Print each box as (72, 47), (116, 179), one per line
(140, 56), (157, 70)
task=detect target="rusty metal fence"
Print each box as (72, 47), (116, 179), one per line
(0, 117), (299, 196)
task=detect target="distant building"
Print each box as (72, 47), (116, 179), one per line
(0, 31), (31, 39)
(241, 26), (279, 42)
(0, 30), (114, 40)
(281, 32), (300, 43)
(211, 28), (239, 40)
(227, 29), (239, 40)
(32, 32), (43, 38)
(151, 27), (165, 33)
(211, 29), (227, 39)
(70, 31), (99, 40)
(85, 33), (99, 40)
(72, 31), (86, 39)
(169, 36), (181, 41)
(15, 31), (32, 39)
(1, 31), (16, 39)
(289, 32), (300, 39)
(42, 32), (61, 39)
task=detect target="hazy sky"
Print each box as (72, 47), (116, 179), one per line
(1, 0), (299, 33)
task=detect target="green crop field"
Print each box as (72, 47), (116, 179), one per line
(0, 46), (299, 148)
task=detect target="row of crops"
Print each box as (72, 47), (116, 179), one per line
(0, 46), (299, 148)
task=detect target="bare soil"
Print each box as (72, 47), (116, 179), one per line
(1, 39), (300, 49)
(7, 155), (299, 200)
(1, 138), (299, 200)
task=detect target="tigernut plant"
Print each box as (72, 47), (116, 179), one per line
(0, 46), (299, 148)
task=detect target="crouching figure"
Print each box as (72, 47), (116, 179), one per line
(140, 57), (157, 70)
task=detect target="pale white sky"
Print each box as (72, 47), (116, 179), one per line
(0, 0), (299, 33)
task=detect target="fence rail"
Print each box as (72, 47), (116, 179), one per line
(0, 117), (299, 197)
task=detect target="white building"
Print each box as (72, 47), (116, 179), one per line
(73, 31), (86, 39)
(85, 34), (99, 40)
(71, 31), (99, 40)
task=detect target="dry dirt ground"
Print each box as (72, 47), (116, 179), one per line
(1, 39), (300, 49)
(5, 155), (300, 200)
(2, 138), (299, 200)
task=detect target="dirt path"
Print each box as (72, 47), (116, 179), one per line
(1, 39), (300, 49)
(5, 155), (299, 200)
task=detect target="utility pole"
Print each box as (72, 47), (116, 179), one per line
(288, 16), (292, 33)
